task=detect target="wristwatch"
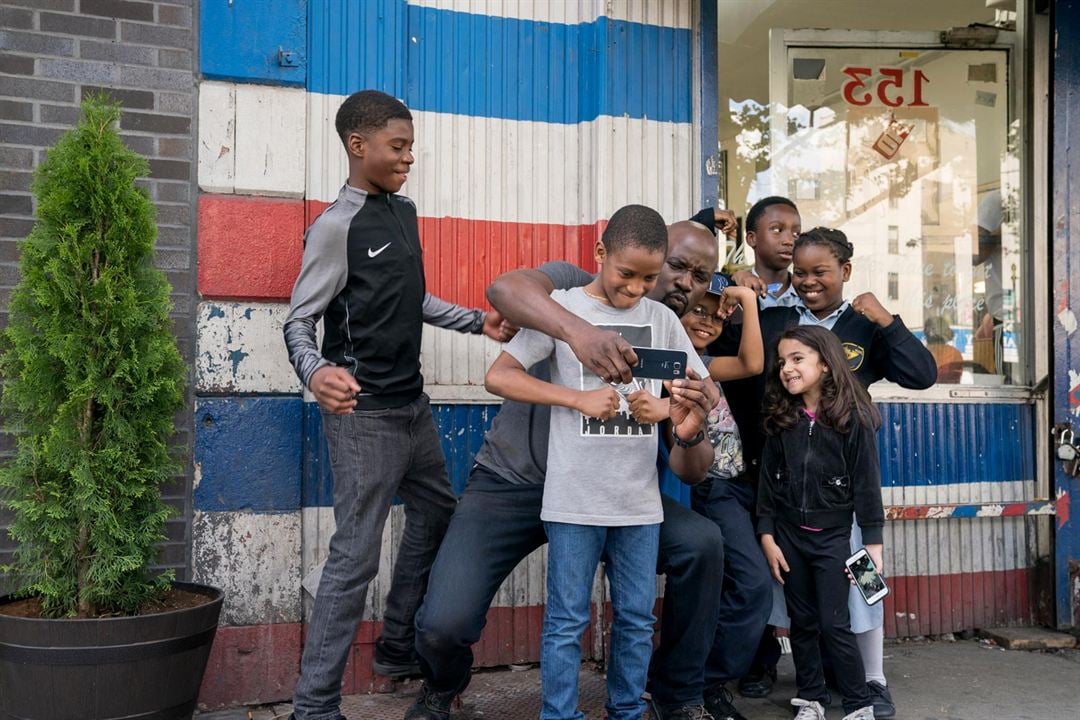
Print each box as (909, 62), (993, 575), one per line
(672, 428), (706, 449)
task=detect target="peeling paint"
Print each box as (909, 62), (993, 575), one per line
(1070, 370), (1080, 417)
(1058, 488), (1071, 529)
(197, 301), (301, 394)
(192, 510), (302, 625)
(1059, 307), (1078, 335)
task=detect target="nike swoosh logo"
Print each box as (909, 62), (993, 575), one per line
(368, 242), (391, 258)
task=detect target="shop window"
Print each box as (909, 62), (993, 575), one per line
(717, 0), (1025, 385)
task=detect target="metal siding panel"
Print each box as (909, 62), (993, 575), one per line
(408, 0), (693, 28)
(877, 403), (1035, 488)
(308, 6), (691, 122)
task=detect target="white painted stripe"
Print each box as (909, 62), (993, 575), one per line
(881, 480), (1036, 508)
(198, 82), (307, 197)
(301, 506), (659, 613)
(192, 510), (302, 625)
(407, 0), (693, 28)
(196, 301), (303, 395)
(307, 99), (695, 226)
(421, 325), (503, 393)
(883, 516), (1032, 577)
(197, 81), (235, 194)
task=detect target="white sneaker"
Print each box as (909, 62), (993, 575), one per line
(842, 706), (876, 720)
(791, 698), (827, 720)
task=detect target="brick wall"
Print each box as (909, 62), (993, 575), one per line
(0, 0), (196, 590)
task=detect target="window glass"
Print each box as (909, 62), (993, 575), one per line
(717, 1), (1024, 386)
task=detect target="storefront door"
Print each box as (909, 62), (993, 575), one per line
(767, 30), (1020, 385)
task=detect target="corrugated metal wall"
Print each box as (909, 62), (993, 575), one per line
(190, 0), (1047, 707)
(193, 0), (699, 706)
(878, 402), (1042, 636)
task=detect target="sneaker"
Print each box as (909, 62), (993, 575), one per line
(404, 683), (457, 720)
(841, 706), (875, 720)
(373, 644), (422, 678)
(790, 698), (826, 720)
(648, 701), (715, 720)
(867, 680), (895, 719)
(703, 685), (747, 720)
(737, 666), (777, 698)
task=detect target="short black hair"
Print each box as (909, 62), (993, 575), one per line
(335, 90), (412, 147)
(794, 226), (854, 263)
(746, 196), (799, 236)
(602, 204), (668, 255)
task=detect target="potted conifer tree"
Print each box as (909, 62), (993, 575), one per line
(0, 96), (223, 719)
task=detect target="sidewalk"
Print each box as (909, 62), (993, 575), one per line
(197, 637), (1080, 720)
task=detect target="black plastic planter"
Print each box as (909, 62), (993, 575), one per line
(0, 582), (224, 720)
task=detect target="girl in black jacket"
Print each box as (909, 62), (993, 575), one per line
(757, 326), (883, 720)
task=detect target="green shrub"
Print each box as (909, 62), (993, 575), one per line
(1, 96), (185, 618)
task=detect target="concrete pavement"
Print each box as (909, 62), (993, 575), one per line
(196, 636), (1080, 720)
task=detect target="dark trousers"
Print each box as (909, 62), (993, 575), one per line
(294, 395), (457, 720)
(773, 522), (871, 714)
(415, 466), (725, 707)
(691, 476), (773, 689)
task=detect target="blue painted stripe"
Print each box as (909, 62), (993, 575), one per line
(198, 398), (1034, 513)
(194, 397), (303, 512)
(302, 402), (501, 508)
(878, 402), (1035, 488)
(200, 0), (308, 86)
(307, 0), (692, 124)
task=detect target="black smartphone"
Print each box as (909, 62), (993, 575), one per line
(630, 347), (687, 380)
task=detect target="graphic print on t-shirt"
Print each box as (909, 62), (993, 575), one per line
(580, 324), (658, 438)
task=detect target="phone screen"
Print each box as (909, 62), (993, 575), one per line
(849, 552), (888, 603)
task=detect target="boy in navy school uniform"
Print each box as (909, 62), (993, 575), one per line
(283, 89), (511, 720)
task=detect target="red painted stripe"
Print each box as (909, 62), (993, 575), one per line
(198, 194), (305, 300)
(305, 199), (602, 308)
(198, 622), (302, 709)
(883, 567), (1031, 639)
(199, 194), (603, 304)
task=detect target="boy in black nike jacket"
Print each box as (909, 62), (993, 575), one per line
(283, 90), (510, 720)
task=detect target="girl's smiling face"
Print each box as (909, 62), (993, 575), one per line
(777, 338), (828, 398)
(791, 243), (851, 319)
(681, 293), (723, 351)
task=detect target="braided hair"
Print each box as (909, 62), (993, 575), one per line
(793, 227), (854, 263)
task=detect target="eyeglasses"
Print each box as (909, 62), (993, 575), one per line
(688, 305), (720, 326)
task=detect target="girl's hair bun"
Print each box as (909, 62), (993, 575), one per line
(794, 226), (853, 263)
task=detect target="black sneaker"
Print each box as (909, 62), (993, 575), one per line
(867, 680), (895, 719)
(702, 685), (747, 720)
(736, 666), (776, 698)
(373, 641), (422, 678)
(404, 683), (457, 720)
(647, 699), (715, 720)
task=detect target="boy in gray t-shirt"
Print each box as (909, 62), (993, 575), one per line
(485, 205), (707, 720)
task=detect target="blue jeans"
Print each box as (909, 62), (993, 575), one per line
(691, 475), (772, 688)
(292, 395), (457, 720)
(542, 522), (660, 720)
(414, 470), (723, 706)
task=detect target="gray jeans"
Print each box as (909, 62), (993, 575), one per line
(293, 394), (457, 720)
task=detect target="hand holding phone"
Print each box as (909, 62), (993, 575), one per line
(845, 547), (889, 605)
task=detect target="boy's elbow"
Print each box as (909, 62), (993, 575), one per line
(484, 369), (501, 396)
